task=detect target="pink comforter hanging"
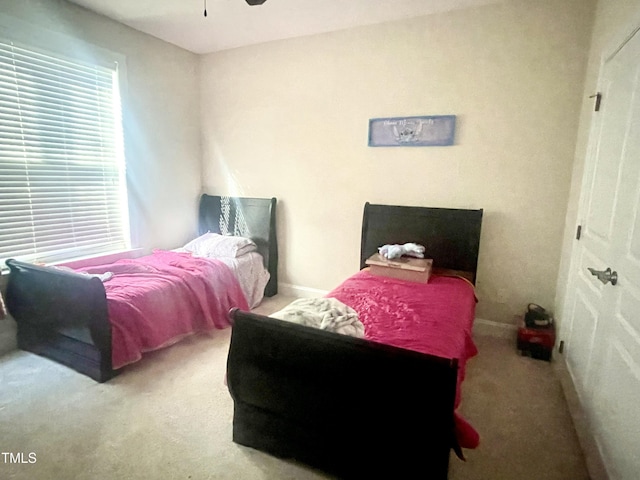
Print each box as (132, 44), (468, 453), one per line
(327, 269), (480, 450)
(80, 250), (249, 369)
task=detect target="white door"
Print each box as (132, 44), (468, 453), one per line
(562, 26), (640, 480)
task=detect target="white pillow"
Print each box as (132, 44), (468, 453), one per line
(183, 232), (257, 258)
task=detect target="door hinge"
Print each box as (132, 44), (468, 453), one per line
(559, 340), (564, 354)
(576, 224), (582, 240)
(589, 92), (602, 112)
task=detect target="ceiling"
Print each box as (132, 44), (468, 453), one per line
(65, 0), (499, 54)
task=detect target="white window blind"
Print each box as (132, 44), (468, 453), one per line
(0, 39), (130, 267)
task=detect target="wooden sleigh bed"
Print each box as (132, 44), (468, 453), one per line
(226, 202), (483, 479)
(5, 194), (278, 382)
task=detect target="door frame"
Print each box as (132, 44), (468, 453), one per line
(560, 17), (640, 383)
(559, 17), (640, 480)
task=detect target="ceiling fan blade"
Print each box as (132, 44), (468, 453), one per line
(246, 0), (267, 5)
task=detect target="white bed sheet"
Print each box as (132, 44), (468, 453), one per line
(215, 252), (270, 309)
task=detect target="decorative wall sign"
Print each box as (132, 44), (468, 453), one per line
(368, 115), (456, 147)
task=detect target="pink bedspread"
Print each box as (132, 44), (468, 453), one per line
(327, 269), (480, 449)
(80, 250), (249, 369)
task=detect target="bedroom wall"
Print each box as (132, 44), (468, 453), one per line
(0, 0), (201, 356)
(199, 0), (596, 326)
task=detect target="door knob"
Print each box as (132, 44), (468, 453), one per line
(587, 267), (618, 286)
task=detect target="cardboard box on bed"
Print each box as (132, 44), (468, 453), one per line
(365, 253), (432, 283)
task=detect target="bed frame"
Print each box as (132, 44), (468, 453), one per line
(226, 202), (483, 479)
(5, 194), (278, 382)
(360, 202), (483, 283)
(198, 194), (278, 297)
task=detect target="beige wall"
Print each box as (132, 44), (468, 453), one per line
(555, 4), (640, 330)
(200, 0), (596, 324)
(0, 0), (201, 354)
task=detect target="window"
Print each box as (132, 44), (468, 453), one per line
(0, 39), (130, 267)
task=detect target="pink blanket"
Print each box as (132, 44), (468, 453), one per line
(80, 250), (249, 369)
(327, 270), (480, 449)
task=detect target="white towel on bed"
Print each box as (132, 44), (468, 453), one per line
(270, 297), (364, 338)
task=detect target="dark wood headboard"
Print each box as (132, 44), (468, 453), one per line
(360, 202), (483, 284)
(198, 194), (278, 297)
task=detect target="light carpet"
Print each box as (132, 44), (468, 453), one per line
(0, 295), (590, 479)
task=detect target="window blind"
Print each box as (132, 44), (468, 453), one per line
(0, 40), (130, 266)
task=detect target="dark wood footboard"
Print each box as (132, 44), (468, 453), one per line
(5, 259), (118, 382)
(226, 309), (459, 479)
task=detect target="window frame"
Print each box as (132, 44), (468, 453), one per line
(0, 13), (133, 268)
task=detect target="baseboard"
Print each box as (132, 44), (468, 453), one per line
(473, 318), (518, 339)
(278, 283), (329, 298)
(553, 356), (610, 480)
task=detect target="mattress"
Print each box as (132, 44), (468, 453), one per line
(79, 250), (249, 369)
(327, 269), (480, 449)
(216, 252), (270, 309)
(173, 249), (270, 309)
